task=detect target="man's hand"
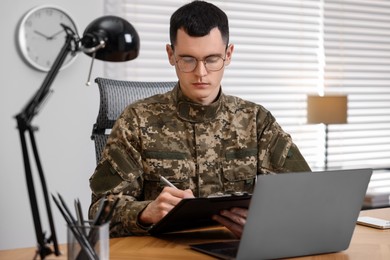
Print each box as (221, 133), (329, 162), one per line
(139, 187), (194, 225)
(212, 207), (248, 238)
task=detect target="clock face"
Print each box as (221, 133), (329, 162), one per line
(17, 5), (79, 72)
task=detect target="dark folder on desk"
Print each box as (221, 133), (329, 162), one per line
(148, 193), (251, 235)
(190, 168), (372, 260)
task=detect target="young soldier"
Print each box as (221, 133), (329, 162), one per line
(89, 0), (311, 238)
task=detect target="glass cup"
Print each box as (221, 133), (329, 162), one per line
(67, 221), (109, 260)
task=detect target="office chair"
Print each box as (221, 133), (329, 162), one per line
(91, 77), (176, 164)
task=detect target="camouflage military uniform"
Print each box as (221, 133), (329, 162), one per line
(89, 83), (311, 237)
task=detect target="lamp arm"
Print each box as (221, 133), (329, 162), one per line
(14, 26), (79, 259)
(17, 25), (79, 125)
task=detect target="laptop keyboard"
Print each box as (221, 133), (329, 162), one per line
(213, 245), (239, 257)
(191, 241), (240, 259)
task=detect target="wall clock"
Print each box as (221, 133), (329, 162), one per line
(17, 5), (79, 72)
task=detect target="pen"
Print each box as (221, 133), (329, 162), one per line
(93, 198), (108, 226)
(75, 198), (86, 235)
(51, 194), (98, 260)
(160, 176), (178, 189)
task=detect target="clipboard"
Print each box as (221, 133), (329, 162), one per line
(148, 193), (252, 235)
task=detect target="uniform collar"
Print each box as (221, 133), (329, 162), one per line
(173, 83), (222, 123)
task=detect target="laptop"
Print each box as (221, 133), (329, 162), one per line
(190, 168), (372, 260)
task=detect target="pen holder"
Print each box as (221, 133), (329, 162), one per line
(67, 221), (109, 260)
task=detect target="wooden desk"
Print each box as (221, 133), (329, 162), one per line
(1, 208), (389, 260)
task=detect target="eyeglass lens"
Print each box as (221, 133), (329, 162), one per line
(176, 56), (225, 72)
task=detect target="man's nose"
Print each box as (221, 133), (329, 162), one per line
(194, 60), (208, 77)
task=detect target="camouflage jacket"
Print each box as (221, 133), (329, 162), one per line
(89, 83), (311, 237)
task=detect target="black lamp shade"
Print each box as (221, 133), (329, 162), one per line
(82, 15), (140, 62)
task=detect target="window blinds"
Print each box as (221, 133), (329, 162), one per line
(324, 0), (390, 169)
(103, 0), (390, 174)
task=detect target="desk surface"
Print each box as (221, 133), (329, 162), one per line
(1, 208), (389, 260)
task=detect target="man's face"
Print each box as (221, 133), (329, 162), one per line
(166, 27), (234, 105)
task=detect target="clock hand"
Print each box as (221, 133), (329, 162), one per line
(34, 30), (51, 40)
(48, 30), (65, 40)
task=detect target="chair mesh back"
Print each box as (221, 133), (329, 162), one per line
(91, 77), (176, 164)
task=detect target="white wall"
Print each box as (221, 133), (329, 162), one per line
(0, 0), (104, 250)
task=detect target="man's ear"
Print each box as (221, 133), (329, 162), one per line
(224, 44), (234, 66)
(166, 44), (175, 65)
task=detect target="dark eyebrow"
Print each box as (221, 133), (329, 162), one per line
(177, 53), (225, 59)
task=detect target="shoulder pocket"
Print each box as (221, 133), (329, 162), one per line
(90, 145), (142, 195)
(90, 160), (123, 195)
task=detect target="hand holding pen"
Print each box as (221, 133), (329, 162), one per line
(137, 177), (194, 226)
(160, 176), (193, 199)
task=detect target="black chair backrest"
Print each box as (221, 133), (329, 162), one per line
(91, 77), (176, 164)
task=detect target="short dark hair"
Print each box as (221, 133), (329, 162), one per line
(169, 1), (229, 48)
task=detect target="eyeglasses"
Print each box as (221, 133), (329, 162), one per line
(175, 55), (226, 73)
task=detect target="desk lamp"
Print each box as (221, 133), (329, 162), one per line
(307, 95), (347, 170)
(14, 15), (140, 259)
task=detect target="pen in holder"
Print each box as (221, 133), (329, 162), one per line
(52, 193), (121, 260)
(67, 221), (109, 260)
